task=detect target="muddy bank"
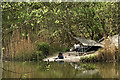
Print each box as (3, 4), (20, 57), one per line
(43, 51), (96, 62)
(43, 49), (119, 62)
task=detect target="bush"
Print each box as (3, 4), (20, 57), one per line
(81, 64), (96, 70)
(64, 48), (70, 52)
(37, 43), (50, 56)
(55, 47), (70, 52)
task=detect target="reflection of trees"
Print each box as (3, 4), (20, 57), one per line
(2, 66), (35, 79)
(3, 62), (76, 78)
(96, 63), (120, 78)
(0, 60), (2, 80)
(2, 61), (120, 78)
(115, 63), (120, 78)
(2, 62), (36, 78)
(69, 63), (102, 78)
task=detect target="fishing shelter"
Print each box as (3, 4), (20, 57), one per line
(74, 37), (104, 52)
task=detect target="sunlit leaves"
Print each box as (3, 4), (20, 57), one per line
(37, 21), (40, 24)
(2, 47), (5, 50)
(31, 23), (34, 26)
(43, 9), (48, 14)
(55, 20), (59, 24)
(2, 2), (118, 47)
(22, 33), (25, 37)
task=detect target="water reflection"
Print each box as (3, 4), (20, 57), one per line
(95, 63), (120, 78)
(2, 61), (120, 78)
(0, 60), (3, 79)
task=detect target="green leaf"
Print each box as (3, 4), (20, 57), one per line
(22, 33), (25, 37)
(37, 21), (40, 24)
(2, 47), (5, 50)
(55, 20), (59, 23)
(31, 23), (34, 26)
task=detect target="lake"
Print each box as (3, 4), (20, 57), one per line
(1, 61), (120, 78)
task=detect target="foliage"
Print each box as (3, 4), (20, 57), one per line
(23, 74), (27, 78)
(81, 63), (96, 70)
(80, 54), (96, 62)
(2, 2), (119, 60)
(37, 43), (50, 56)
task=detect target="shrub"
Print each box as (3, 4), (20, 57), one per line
(81, 64), (96, 70)
(64, 48), (70, 52)
(37, 43), (50, 56)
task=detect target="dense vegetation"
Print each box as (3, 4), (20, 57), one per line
(2, 2), (119, 61)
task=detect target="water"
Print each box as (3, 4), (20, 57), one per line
(2, 61), (120, 78)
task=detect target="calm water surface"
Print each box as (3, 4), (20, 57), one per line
(2, 61), (120, 78)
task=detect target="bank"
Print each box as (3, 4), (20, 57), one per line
(43, 35), (120, 62)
